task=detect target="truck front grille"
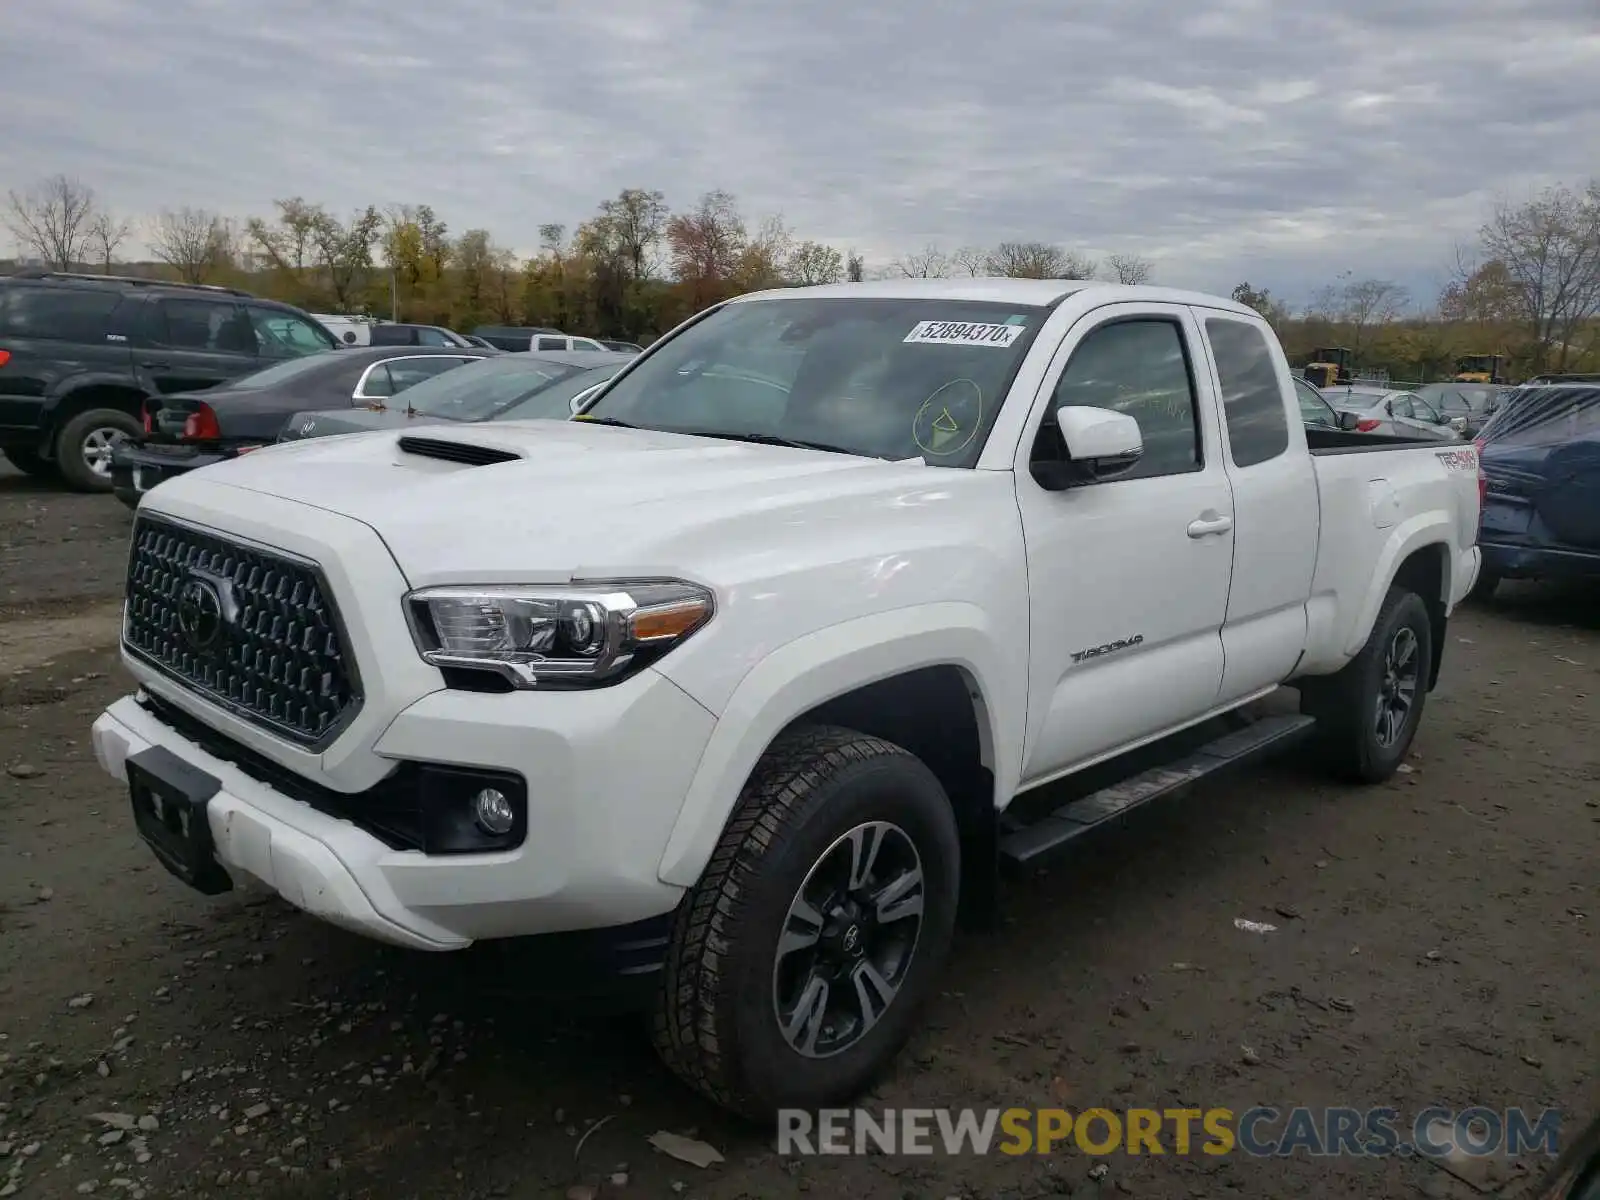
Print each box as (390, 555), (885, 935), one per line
(123, 515), (361, 747)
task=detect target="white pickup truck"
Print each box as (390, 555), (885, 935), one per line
(93, 280), (1482, 1119)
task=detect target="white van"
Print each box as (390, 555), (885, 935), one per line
(313, 314), (377, 347)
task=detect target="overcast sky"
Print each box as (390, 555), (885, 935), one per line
(4, 0), (1598, 307)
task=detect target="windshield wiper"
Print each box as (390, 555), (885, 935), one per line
(575, 415), (637, 428)
(679, 429), (869, 457)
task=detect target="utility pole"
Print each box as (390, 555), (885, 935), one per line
(390, 269), (399, 322)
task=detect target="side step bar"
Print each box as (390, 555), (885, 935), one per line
(998, 713), (1318, 869)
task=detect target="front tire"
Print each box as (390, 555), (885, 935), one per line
(1301, 587), (1434, 784)
(54, 408), (141, 493)
(652, 725), (961, 1121)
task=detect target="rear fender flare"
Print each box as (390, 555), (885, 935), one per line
(1344, 517), (1454, 657)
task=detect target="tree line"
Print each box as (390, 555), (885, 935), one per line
(6, 174), (1598, 380)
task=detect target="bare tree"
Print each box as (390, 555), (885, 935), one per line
(4, 174), (97, 268)
(787, 240), (844, 286)
(845, 250), (865, 283)
(950, 245), (987, 277)
(986, 241), (1095, 280)
(891, 243), (951, 278)
(666, 190), (747, 285)
(1104, 252), (1154, 285)
(734, 214), (793, 291)
(149, 207), (232, 283)
(1309, 272), (1409, 359)
(87, 212), (133, 273)
(1474, 181), (1600, 372)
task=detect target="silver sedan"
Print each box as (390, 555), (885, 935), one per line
(1321, 386), (1466, 441)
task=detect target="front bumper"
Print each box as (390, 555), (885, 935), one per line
(93, 666), (713, 949)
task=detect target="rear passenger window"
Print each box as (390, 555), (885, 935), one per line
(358, 365), (394, 398)
(1206, 318), (1289, 467)
(0, 285), (122, 342)
(536, 336), (567, 351)
(156, 300), (256, 355)
(386, 357), (471, 391)
(1048, 319), (1201, 480)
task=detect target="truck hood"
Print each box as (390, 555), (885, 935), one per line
(163, 419), (957, 586)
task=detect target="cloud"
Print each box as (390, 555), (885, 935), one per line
(2, 0), (1597, 305)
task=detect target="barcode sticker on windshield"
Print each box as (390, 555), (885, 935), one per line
(904, 320), (1025, 348)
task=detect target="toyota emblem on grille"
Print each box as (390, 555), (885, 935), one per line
(177, 576), (226, 651)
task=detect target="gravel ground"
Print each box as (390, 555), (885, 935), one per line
(2, 461), (1597, 1200)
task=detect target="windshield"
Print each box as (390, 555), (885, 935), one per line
(583, 297), (1049, 463)
(499, 365), (619, 420)
(227, 352), (343, 391)
(1415, 383), (1497, 415)
(1479, 386), (1600, 447)
(400, 355), (588, 421)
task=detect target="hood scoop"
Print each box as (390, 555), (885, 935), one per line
(397, 435), (522, 466)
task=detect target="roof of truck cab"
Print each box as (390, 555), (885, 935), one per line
(731, 277), (1258, 316)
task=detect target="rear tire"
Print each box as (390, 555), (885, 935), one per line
(54, 408), (141, 493)
(651, 725), (961, 1121)
(1301, 587), (1433, 785)
(0, 445), (57, 478)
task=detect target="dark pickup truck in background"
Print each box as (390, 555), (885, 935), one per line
(0, 271), (336, 491)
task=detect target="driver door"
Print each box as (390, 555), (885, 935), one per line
(1014, 304), (1235, 785)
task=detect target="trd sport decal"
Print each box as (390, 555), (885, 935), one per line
(1071, 634), (1145, 664)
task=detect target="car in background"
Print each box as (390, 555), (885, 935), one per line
(531, 332), (612, 353)
(315, 313), (378, 346)
(600, 339), (645, 353)
(0, 271), (337, 491)
(275, 350), (634, 443)
(472, 324), (562, 351)
(1473, 382), (1600, 597)
(1322, 385), (1465, 441)
(1293, 376), (1341, 430)
(110, 346), (491, 508)
(1413, 381), (1505, 438)
(368, 323), (478, 349)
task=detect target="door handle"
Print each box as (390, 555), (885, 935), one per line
(1187, 513), (1233, 538)
(139, 360), (171, 370)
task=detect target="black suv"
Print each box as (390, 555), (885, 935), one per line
(0, 271), (337, 491)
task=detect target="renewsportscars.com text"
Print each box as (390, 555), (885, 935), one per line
(777, 1106), (1563, 1158)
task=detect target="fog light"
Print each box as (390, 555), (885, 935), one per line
(472, 787), (515, 836)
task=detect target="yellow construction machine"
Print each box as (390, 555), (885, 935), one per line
(1302, 347), (1353, 388)
(1454, 354), (1504, 384)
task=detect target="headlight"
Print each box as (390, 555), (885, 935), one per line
(405, 580), (714, 688)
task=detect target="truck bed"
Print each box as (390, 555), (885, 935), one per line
(1306, 428), (1451, 454)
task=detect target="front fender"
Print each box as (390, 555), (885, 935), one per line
(654, 602), (1021, 888)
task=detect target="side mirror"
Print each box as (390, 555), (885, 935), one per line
(1338, 411), (1361, 431)
(1449, 416), (1468, 433)
(1053, 406), (1142, 484)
